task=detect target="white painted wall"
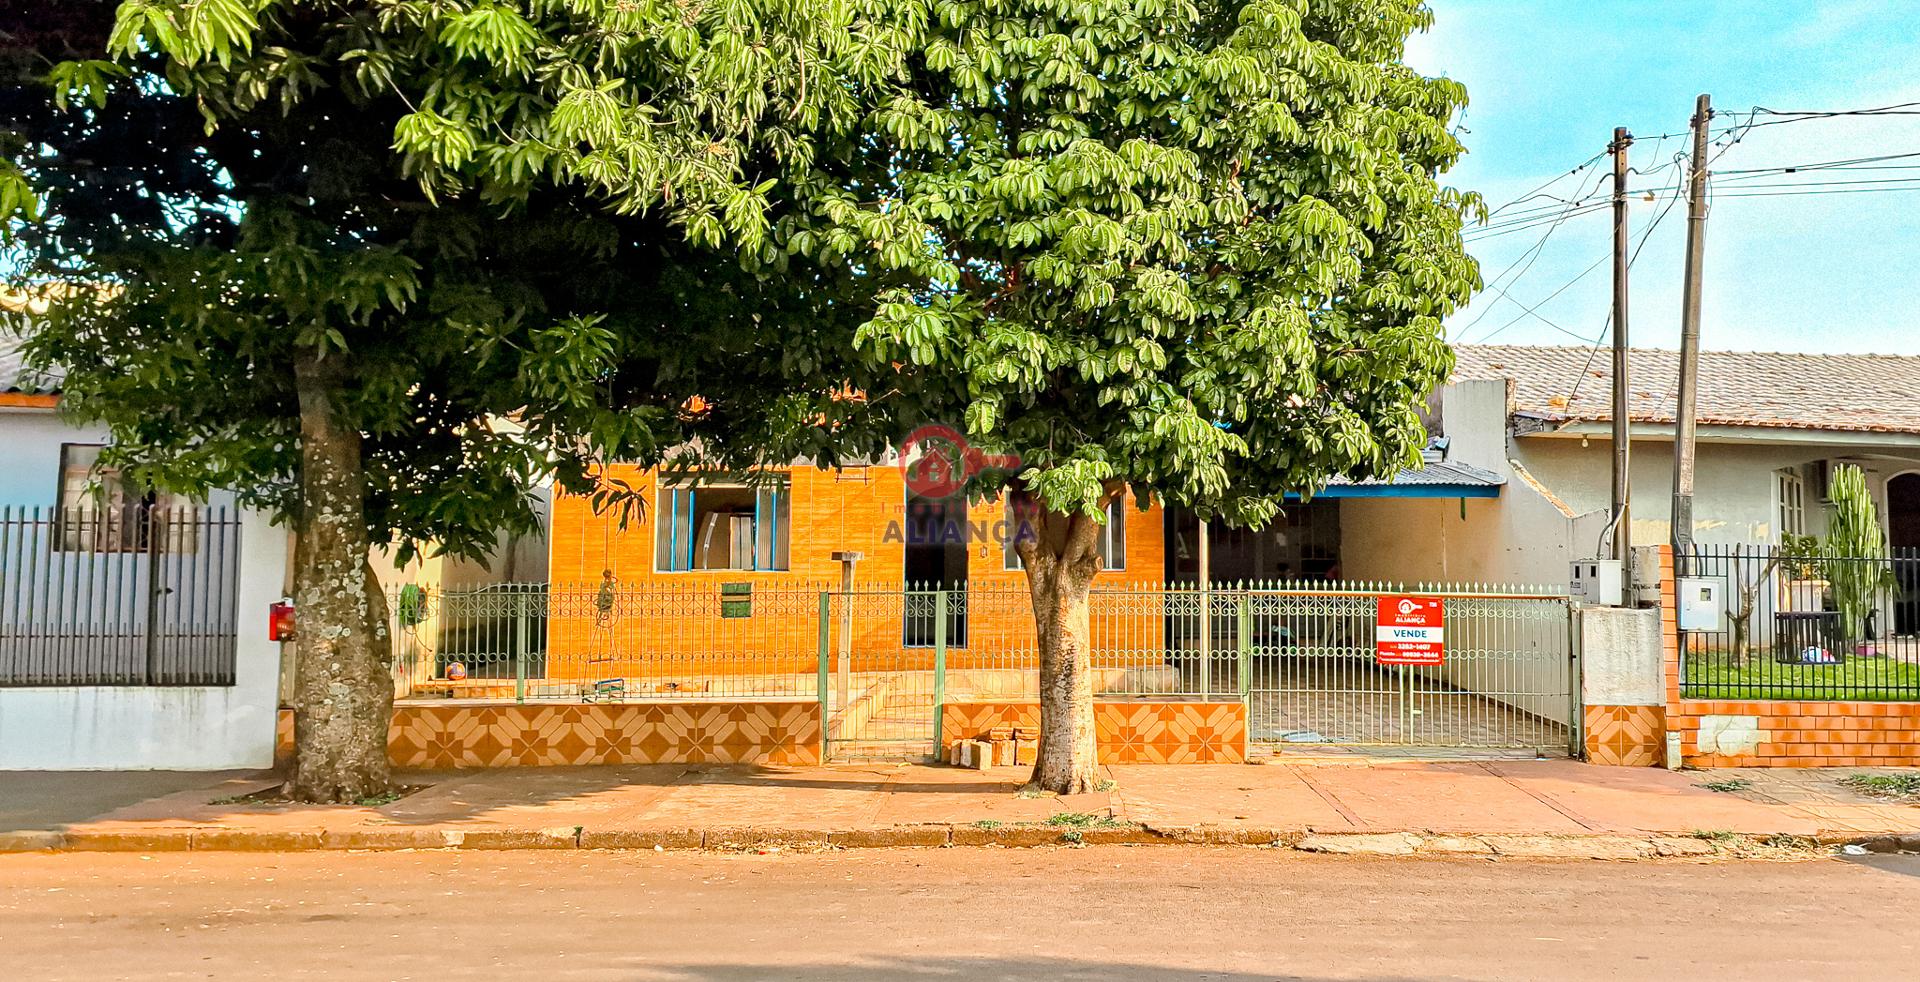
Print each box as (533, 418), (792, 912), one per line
(1512, 434), (1920, 549)
(0, 508), (287, 769)
(1579, 605), (1663, 707)
(0, 408), (107, 506)
(1341, 380), (1607, 589)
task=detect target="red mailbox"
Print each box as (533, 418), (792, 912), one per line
(268, 601), (296, 642)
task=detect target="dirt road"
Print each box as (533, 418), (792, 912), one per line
(3, 847), (1915, 980)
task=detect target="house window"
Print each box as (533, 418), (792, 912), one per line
(1776, 468), (1807, 540)
(54, 444), (178, 553)
(1004, 497), (1127, 571)
(655, 478), (791, 571)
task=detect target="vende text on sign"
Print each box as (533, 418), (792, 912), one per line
(1376, 595), (1445, 666)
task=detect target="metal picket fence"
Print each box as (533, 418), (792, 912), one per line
(391, 579), (1576, 757)
(1680, 545), (1920, 700)
(0, 505), (242, 686)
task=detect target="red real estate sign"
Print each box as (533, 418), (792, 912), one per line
(1375, 596), (1445, 666)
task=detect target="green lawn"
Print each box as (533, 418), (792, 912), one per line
(1682, 656), (1920, 701)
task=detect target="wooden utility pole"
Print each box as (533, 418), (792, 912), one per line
(1610, 127), (1634, 584)
(1671, 95), (1712, 578)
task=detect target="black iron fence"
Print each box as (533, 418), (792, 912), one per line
(1680, 544), (1920, 700)
(0, 505), (242, 686)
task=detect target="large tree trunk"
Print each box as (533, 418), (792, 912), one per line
(1017, 494), (1112, 795)
(287, 349), (394, 802)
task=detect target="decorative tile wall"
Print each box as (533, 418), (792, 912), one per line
(386, 701), (822, 769)
(942, 700), (1247, 764)
(1583, 704), (1665, 767)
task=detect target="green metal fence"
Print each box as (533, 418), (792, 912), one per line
(391, 580), (1575, 758)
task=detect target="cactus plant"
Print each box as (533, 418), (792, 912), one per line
(1821, 464), (1895, 641)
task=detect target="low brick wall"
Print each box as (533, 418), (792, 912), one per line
(386, 700), (822, 768)
(943, 700), (1247, 764)
(1664, 699), (1920, 767)
(1658, 546), (1920, 767)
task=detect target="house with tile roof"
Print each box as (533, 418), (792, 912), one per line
(1443, 344), (1920, 630)
(1451, 345), (1920, 555)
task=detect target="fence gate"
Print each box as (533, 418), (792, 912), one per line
(0, 505), (243, 686)
(1242, 586), (1576, 753)
(822, 588), (946, 760)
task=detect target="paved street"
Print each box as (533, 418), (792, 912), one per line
(3, 847), (1916, 980)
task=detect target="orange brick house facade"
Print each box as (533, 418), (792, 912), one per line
(543, 463), (1171, 678)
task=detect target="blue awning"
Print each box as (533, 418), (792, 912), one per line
(1286, 459), (1504, 500)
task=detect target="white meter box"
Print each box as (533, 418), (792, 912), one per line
(1570, 559), (1623, 606)
(1675, 577), (1722, 632)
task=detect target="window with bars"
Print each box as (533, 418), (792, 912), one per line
(1004, 497), (1126, 571)
(654, 477), (792, 571)
(53, 444), (190, 553)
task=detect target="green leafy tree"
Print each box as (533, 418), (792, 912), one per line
(5, 0), (902, 800)
(816, 0), (1481, 791)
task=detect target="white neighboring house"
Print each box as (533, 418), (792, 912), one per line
(1449, 345), (1920, 555)
(1292, 345), (1920, 615)
(0, 327), (289, 770)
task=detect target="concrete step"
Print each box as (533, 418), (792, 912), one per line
(827, 740), (935, 760)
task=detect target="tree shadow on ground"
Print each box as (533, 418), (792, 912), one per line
(631, 956), (1432, 982)
(9, 761), (1108, 831)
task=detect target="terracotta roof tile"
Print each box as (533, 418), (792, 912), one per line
(1452, 344), (1920, 435)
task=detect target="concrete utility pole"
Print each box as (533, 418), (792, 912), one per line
(1610, 127), (1634, 586)
(1671, 94), (1712, 578)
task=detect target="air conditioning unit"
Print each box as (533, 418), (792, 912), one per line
(1810, 460), (1832, 502)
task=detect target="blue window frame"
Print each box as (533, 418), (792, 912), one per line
(655, 478), (791, 571)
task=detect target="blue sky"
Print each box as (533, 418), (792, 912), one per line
(1407, 1), (1920, 354)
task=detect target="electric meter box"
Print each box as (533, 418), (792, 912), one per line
(1675, 577), (1722, 632)
(1570, 559), (1624, 606)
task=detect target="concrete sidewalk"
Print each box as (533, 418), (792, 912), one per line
(3, 757), (1917, 856)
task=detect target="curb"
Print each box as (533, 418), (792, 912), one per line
(3, 825), (1912, 858)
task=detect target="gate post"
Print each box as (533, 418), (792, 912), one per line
(1568, 599), (1584, 759)
(1236, 591), (1252, 705)
(817, 591), (831, 757)
(513, 590), (528, 704)
(933, 590), (948, 752)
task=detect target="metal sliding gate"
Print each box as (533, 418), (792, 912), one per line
(1244, 586), (1577, 753)
(818, 583), (1576, 761)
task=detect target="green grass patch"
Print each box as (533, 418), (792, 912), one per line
(1840, 773), (1920, 801)
(972, 820), (1003, 830)
(1682, 656), (1920, 700)
(1045, 811), (1122, 830)
(1698, 778), (1753, 794)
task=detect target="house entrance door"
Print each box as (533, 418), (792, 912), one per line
(1891, 473), (1920, 636)
(902, 490), (968, 646)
